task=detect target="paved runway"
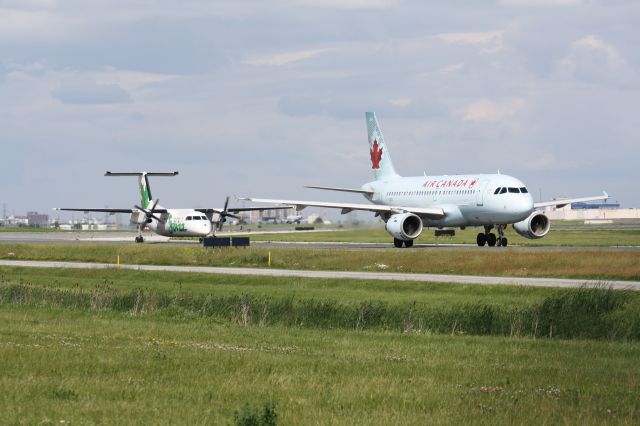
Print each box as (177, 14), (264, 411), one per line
(1, 231), (639, 251)
(1, 259), (638, 291)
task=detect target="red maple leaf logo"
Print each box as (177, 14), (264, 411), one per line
(469, 179), (478, 188)
(370, 139), (383, 169)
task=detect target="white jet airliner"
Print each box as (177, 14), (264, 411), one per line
(243, 112), (608, 248)
(55, 171), (285, 243)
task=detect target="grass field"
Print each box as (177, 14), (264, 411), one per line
(248, 224), (640, 247)
(1, 266), (639, 424)
(1, 243), (639, 281)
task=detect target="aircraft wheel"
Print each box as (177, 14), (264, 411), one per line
(135, 236), (144, 243)
(404, 239), (414, 248)
(487, 233), (497, 247)
(393, 238), (403, 248)
(501, 237), (508, 247)
(476, 233), (486, 246)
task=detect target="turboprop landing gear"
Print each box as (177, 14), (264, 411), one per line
(135, 235), (144, 243)
(393, 238), (414, 248)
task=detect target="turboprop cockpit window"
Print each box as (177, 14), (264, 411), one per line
(520, 187), (528, 193)
(201, 216), (207, 220)
(186, 216), (192, 220)
(500, 187), (507, 194)
(508, 187), (520, 193)
(193, 216), (201, 220)
(494, 187), (501, 194)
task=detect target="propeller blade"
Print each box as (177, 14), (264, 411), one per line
(150, 198), (160, 212)
(223, 196), (229, 212)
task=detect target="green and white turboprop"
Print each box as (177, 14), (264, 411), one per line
(55, 171), (282, 243)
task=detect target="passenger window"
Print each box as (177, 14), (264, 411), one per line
(520, 187), (528, 193)
(508, 187), (519, 193)
(494, 187), (501, 194)
(500, 188), (507, 194)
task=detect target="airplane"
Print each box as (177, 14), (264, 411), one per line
(285, 213), (303, 224)
(242, 112), (609, 248)
(55, 171), (286, 243)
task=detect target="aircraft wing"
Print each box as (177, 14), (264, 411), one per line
(195, 206), (291, 214)
(533, 191), (609, 209)
(53, 207), (143, 214)
(240, 198), (444, 218)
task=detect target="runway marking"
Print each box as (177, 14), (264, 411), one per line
(1, 260), (638, 291)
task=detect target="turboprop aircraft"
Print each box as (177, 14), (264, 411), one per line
(242, 112), (608, 248)
(55, 171), (285, 243)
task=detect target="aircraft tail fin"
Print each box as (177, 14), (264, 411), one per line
(104, 171), (178, 209)
(365, 112), (399, 181)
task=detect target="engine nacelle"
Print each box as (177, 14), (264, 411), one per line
(513, 211), (550, 239)
(129, 211), (146, 225)
(385, 213), (423, 241)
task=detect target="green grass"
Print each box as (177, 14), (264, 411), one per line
(248, 224), (640, 247)
(1, 266), (639, 340)
(1, 242), (639, 281)
(1, 305), (639, 425)
(2, 266), (640, 424)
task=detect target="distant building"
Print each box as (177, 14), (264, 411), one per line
(544, 202), (640, 220)
(27, 211), (49, 227)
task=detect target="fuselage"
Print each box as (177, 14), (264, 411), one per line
(363, 174), (534, 227)
(144, 207), (213, 237)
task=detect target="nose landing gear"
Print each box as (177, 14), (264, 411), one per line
(476, 225), (508, 247)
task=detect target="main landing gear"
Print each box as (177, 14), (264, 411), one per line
(476, 225), (508, 247)
(135, 235), (144, 243)
(393, 238), (414, 248)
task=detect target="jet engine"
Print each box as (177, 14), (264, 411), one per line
(513, 211), (550, 239)
(385, 213), (423, 241)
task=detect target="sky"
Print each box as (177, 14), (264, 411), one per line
(1, 0), (638, 220)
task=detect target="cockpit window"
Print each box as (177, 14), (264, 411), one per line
(494, 187), (501, 194)
(193, 216), (201, 220)
(500, 187), (507, 194)
(186, 216), (192, 220)
(201, 216), (208, 220)
(508, 187), (520, 193)
(520, 187), (528, 193)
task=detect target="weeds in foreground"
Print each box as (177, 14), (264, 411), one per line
(234, 401), (277, 426)
(1, 281), (638, 341)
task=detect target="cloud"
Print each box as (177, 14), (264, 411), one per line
(245, 48), (336, 66)
(277, 95), (448, 120)
(284, 0), (399, 10)
(500, 0), (582, 5)
(557, 35), (630, 85)
(52, 79), (131, 105)
(463, 98), (526, 122)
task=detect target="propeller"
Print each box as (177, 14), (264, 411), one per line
(216, 196), (240, 232)
(135, 198), (165, 224)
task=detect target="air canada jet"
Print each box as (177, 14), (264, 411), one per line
(243, 112), (608, 248)
(55, 172), (285, 243)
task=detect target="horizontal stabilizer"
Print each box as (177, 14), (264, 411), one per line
(304, 185), (374, 195)
(104, 171), (179, 176)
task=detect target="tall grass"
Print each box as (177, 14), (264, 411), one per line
(1, 280), (638, 341)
